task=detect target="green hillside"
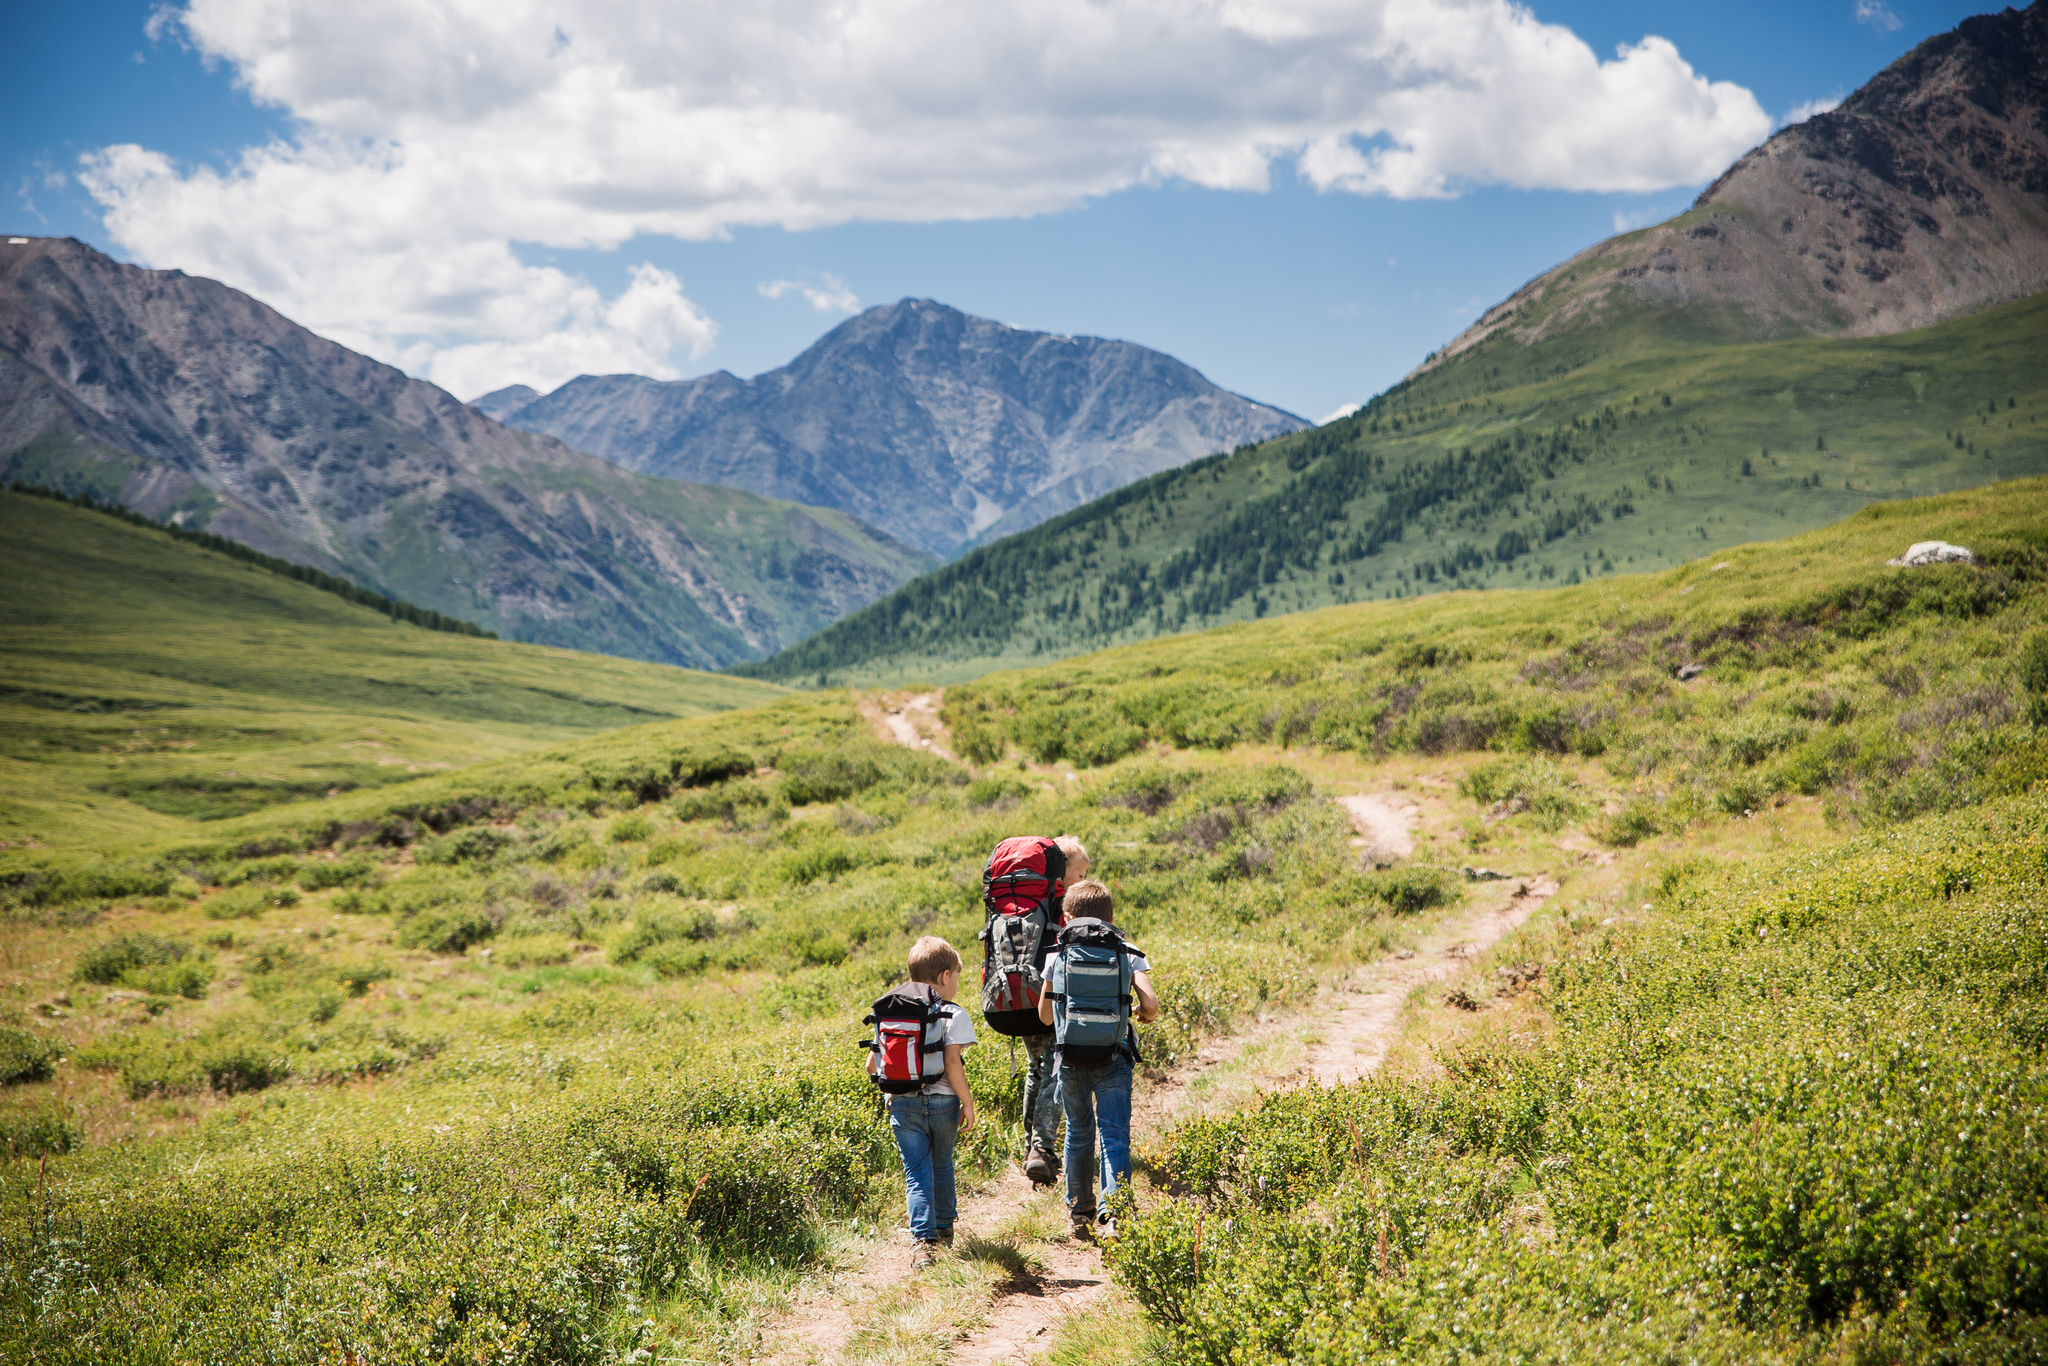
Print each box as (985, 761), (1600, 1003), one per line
(739, 289), (2048, 686)
(2, 479), (2043, 1363)
(0, 489), (783, 849)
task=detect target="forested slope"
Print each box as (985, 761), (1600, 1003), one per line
(738, 290), (2048, 686)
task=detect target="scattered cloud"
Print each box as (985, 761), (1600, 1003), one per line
(1855, 0), (1903, 33)
(1319, 401), (1363, 424)
(93, 1), (1772, 387)
(1783, 95), (1843, 125)
(759, 274), (861, 313)
(143, 5), (182, 43)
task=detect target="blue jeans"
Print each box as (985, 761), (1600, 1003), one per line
(1022, 1033), (1063, 1155)
(888, 1092), (960, 1242)
(1059, 1053), (1133, 1219)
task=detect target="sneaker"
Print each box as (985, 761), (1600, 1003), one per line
(1022, 1147), (1054, 1186)
(1096, 1213), (1119, 1240)
(913, 1239), (942, 1268)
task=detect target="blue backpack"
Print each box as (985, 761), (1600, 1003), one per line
(1050, 919), (1142, 1066)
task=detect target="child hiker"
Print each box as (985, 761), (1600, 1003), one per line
(1038, 878), (1158, 1240)
(864, 936), (978, 1266)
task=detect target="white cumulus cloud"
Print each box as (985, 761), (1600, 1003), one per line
(1855, 1), (1903, 34)
(1783, 95), (1844, 125)
(759, 274), (861, 313)
(89, 0), (1773, 390)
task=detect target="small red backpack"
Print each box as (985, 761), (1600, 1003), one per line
(863, 982), (948, 1093)
(976, 836), (1066, 1037)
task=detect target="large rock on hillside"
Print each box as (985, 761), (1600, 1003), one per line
(1425, 3), (2048, 369)
(492, 299), (1306, 557)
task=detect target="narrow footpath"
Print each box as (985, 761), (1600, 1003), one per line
(752, 765), (1557, 1364)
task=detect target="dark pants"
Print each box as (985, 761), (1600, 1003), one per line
(1022, 1032), (1063, 1156)
(1059, 1053), (1134, 1219)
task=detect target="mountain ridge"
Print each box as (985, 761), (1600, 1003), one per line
(0, 237), (933, 668)
(1418, 2), (2048, 377)
(490, 298), (1307, 557)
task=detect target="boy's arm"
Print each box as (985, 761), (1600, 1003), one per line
(943, 1044), (975, 1133)
(1038, 990), (1056, 1026)
(1131, 969), (1161, 1024)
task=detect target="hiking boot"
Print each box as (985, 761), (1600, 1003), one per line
(913, 1239), (942, 1268)
(1022, 1146), (1054, 1186)
(936, 1226), (954, 1247)
(1070, 1212), (1097, 1241)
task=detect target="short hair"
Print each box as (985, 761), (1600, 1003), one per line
(907, 935), (962, 984)
(1054, 834), (1090, 877)
(1062, 878), (1113, 923)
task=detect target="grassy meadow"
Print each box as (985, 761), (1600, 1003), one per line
(1, 477), (2045, 1362)
(743, 289), (2048, 687)
(0, 489), (782, 849)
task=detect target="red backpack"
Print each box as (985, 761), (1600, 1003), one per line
(863, 982), (948, 1094)
(977, 836), (1066, 1037)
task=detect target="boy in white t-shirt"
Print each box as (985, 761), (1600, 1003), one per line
(868, 935), (978, 1265)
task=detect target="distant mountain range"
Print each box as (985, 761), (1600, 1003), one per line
(0, 239), (931, 668)
(477, 300), (1306, 557)
(740, 4), (2048, 686)
(1422, 2), (2048, 376)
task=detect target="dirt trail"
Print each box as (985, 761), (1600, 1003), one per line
(860, 690), (956, 761)
(753, 787), (1556, 1363)
(1304, 875), (1557, 1086)
(1335, 792), (1419, 863)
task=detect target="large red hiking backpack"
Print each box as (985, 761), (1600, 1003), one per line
(978, 836), (1067, 1038)
(862, 982), (949, 1094)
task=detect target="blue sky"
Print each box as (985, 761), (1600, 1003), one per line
(3, 1), (1992, 421)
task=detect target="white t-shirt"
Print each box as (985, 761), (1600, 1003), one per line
(921, 999), (977, 1095)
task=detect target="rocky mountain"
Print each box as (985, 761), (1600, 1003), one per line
(0, 238), (932, 668)
(485, 300), (1307, 557)
(1423, 2), (2048, 374)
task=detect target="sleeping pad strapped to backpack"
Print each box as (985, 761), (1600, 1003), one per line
(862, 982), (949, 1094)
(1049, 918), (1142, 1066)
(978, 836), (1066, 1037)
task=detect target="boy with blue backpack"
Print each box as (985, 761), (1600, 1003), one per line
(1037, 878), (1159, 1240)
(864, 936), (978, 1266)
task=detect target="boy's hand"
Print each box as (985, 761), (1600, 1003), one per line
(959, 1098), (977, 1136)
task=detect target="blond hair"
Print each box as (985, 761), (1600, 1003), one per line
(1062, 878), (1113, 923)
(907, 935), (962, 985)
(1054, 834), (1090, 880)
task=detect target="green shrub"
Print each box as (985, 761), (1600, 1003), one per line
(295, 856), (381, 889)
(1597, 797), (1662, 847)
(331, 960), (394, 995)
(0, 1026), (61, 1084)
(0, 1103), (79, 1156)
(74, 931), (194, 984)
(395, 904), (499, 954)
(611, 908), (717, 965)
(607, 812), (654, 843)
(204, 885), (297, 919)
(965, 775), (1032, 808)
(119, 960), (214, 1000)
(776, 746), (886, 805)
(220, 855), (300, 886)
(417, 825), (513, 864)
(1351, 866), (1460, 915)
(1459, 755), (1584, 830)
(491, 934), (577, 968)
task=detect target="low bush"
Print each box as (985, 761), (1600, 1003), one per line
(119, 960), (214, 1000)
(293, 856), (381, 889)
(491, 933), (577, 968)
(608, 812), (654, 843)
(611, 907), (716, 965)
(394, 903), (498, 954)
(0, 1027), (60, 1085)
(73, 932), (195, 985)
(0, 1104), (79, 1157)
(204, 885), (298, 919)
(1106, 792), (2048, 1361)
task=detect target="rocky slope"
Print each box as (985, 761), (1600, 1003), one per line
(486, 299), (1306, 557)
(0, 238), (931, 668)
(1423, 3), (2048, 373)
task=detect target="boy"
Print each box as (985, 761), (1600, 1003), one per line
(1038, 878), (1159, 1240)
(870, 935), (978, 1266)
(1020, 834), (1090, 1186)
